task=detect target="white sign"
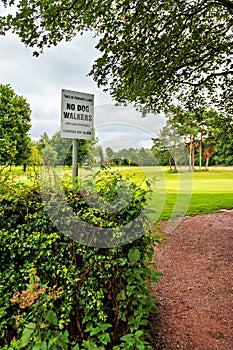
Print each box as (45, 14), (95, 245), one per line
(61, 89), (94, 139)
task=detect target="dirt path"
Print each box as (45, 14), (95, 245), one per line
(149, 210), (233, 350)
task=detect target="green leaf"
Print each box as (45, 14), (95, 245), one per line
(136, 342), (147, 350)
(99, 332), (111, 344)
(45, 310), (58, 326)
(128, 248), (141, 264)
(32, 345), (41, 350)
(100, 323), (112, 331)
(120, 333), (133, 341)
(32, 342), (48, 350)
(151, 271), (163, 283)
(116, 289), (126, 301)
(21, 322), (36, 347)
(0, 307), (7, 318)
(135, 330), (144, 337)
(90, 327), (101, 336)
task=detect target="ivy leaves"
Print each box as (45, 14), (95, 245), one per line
(0, 178), (161, 349)
(128, 248), (140, 265)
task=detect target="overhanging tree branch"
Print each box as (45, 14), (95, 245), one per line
(0, 0), (232, 115)
(179, 70), (233, 87)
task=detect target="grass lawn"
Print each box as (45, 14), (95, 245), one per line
(115, 166), (233, 221)
(2, 165), (233, 222)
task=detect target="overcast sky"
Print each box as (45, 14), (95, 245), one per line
(0, 30), (166, 150)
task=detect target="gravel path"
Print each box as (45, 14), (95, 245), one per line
(150, 210), (233, 350)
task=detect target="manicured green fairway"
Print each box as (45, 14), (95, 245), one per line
(116, 166), (233, 221)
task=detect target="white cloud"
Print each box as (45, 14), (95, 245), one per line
(0, 31), (165, 149)
(95, 104), (166, 150)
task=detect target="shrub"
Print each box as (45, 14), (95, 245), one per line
(0, 168), (161, 349)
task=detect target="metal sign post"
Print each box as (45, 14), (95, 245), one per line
(72, 139), (78, 182)
(60, 89), (94, 184)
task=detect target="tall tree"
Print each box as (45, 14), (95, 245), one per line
(36, 132), (50, 153)
(0, 84), (31, 165)
(28, 143), (42, 171)
(93, 145), (105, 165)
(128, 148), (139, 166)
(211, 113), (233, 165)
(49, 131), (97, 166)
(105, 147), (114, 162)
(152, 124), (182, 172)
(167, 106), (199, 170)
(152, 135), (172, 168)
(1, 1), (232, 115)
(195, 109), (219, 169)
(166, 105), (221, 170)
(120, 148), (130, 165)
(42, 144), (57, 170)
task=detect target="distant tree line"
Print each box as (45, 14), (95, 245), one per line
(102, 147), (156, 166)
(1, 84), (233, 171)
(33, 131), (97, 169)
(34, 135), (157, 168)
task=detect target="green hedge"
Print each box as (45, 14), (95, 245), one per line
(0, 169), (161, 349)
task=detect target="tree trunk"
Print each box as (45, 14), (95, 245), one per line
(191, 136), (195, 170)
(204, 146), (213, 170)
(189, 135), (192, 170)
(173, 154), (177, 173)
(190, 135), (195, 170)
(199, 132), (202, 170)
(169, 156), (172, 171)
(173, 140), (177, 172)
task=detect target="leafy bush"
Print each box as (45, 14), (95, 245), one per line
(0, 168), (161, 349)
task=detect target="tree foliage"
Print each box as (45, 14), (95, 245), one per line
(28, 143), (42, 169)
(49, 132), (92, 167)
(35, 132), (50, 153)
(1, 1), (232, 114)
(166, 105), (219, 169)
(212, 113), (233, 165)
(104, 147), (156, 166)
(152, 105), (233, 168)
(35, 131), (97, 166)
(0, 84), (31, 165)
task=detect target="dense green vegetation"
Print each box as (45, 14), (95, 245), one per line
(1, 162), (232, 349)
(0, 167), (162, 350)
